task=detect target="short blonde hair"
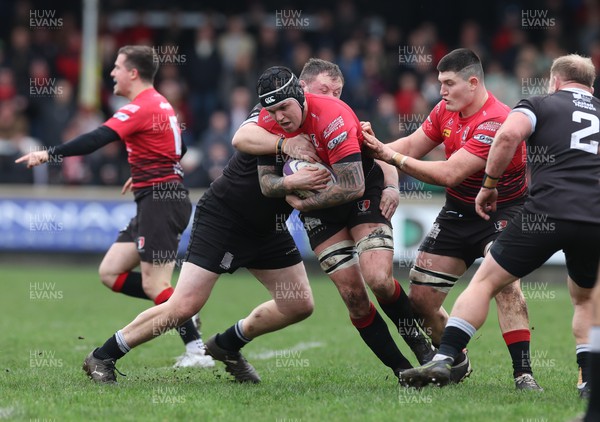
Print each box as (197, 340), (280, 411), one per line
(550, 54), (596, 87)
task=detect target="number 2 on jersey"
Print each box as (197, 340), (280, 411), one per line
(571, 111), (599, 154)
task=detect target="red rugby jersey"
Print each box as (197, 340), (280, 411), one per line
(257, 92), (363, 165)
(104, 88), (184, 189)
(422, 92), (527, 205)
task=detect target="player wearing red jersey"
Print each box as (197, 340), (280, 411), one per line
(256, 66), (437, 378)
(16, 45), (213, 368)
(363, 49), (541, 390)
(77, 61), (345, 385)
(396, 54), (600, 394)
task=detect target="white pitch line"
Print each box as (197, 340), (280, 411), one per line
(249, 341), (324, 360)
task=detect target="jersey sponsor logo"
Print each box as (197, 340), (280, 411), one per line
(442, 128), (451, 138)
(357, 200), (371, 212)
(445, 118), (453, 127)
(303, 217), (322, 231)
(137, 236), (145, 252)
(572, 92), (591, 100)
(426, 222), (441, 239)
(261, 113), (274, 124)
(219, 251), (234, 270)
(264, 96), (276, 104)
(323, 116), (345, 139)
(494, 220), (508, 232)
(445, 210), (464, 218)
(285, 246), (299, 255)
(476, 121), (502, 132)
(121, 104), (140, 113)
(327, 131), (347, 150)
(473, 133), (494, 145)
(159, 102), (172, 110)
(113, 111), (130, 122)
(572, 99), (596, 111)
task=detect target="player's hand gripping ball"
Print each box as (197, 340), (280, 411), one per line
(282, 159), (336, 199)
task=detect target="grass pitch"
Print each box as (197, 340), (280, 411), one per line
(0, 264), (586, 421)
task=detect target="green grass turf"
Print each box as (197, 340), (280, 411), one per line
(0, 265), (586, 421)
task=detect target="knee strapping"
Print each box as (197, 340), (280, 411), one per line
(409, 265), (460, 294)
(355, 225), (394, 255)
(318, 240), (358, 275)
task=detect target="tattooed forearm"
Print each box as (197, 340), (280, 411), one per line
(258, 165), (287, 197)
(301, 161), (364, 210)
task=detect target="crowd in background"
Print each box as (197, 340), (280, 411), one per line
(0, 0), (599, 188)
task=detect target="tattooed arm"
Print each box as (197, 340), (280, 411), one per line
(258, 163), (332, 198)
(286, 157), (365, 212)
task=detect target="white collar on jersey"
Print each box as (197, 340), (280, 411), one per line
(562, 87), (593, 97)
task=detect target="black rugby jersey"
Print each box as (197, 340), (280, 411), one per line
(514, 88), (600, 224)
(208, 104), (293, 234)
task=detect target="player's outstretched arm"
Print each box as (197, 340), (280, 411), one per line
(15, 150), (50, 168)
(361, 121), (437, 159)
(363, 129), (485, 187)
(15, 126), (118, 169)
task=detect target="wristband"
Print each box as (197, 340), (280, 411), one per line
(391, 153), (409, 170)
(281, 137), (288, 155)
(481, 173), (499, 189)
(399, 155), (408, 170)
(384, 185), (399, 191)
(276, 136), (285, 155)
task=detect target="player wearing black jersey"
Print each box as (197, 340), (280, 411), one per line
(81, 63), (345, 384)
(398, 54), (600, 391)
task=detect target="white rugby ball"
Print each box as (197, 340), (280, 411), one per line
(282, 159), (336, 199)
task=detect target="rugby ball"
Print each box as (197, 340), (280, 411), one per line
(282, 159), (336, 199)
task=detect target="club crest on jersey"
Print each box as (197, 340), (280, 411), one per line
(357, 200), (371, 213)
(137, 236), (145, 252)
(494, 220), (508, 232)
(461, 126), (470, 141)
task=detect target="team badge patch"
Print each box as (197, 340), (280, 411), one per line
(494, 220), (508, 231)
(357, 200), (371, 212)
(137, 236), (145, 252)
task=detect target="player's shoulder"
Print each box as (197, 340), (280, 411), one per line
(307, 92), (353, 114)
(132, 88), (172, 111)
(307, 93), (357, 124)
(484, 93), (511, 116)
